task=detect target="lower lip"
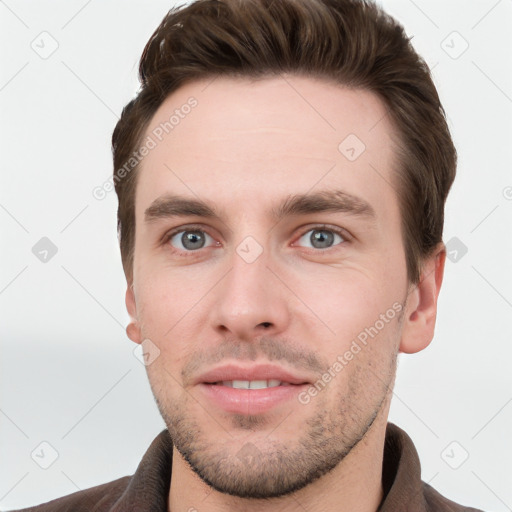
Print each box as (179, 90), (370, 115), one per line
(198, 383), (308, 415)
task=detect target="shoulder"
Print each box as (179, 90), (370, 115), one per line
(423, 481), (486, 512)
(6, 475), (131, 512)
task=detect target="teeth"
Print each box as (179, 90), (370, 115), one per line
(221, 379), (283, 389)
(232, 380), (249, 389)
(246, 380), (267, 389)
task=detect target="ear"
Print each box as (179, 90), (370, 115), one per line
(125, 282), (143, 345)
(399, 242), (446, 354)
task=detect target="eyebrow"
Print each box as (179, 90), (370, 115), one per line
(144, 190), (376, 224)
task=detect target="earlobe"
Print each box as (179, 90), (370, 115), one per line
(125, 283), (143, 345)
(399, 243), (446, 354)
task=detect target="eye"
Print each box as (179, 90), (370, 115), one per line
(295, 226), (347, 250)
(166, 229), (216, 252)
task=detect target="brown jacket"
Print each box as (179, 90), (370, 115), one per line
(8, 423), (484, 511)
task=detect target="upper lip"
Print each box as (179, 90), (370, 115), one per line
(195, 363), (312, 385)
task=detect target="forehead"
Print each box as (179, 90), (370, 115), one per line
(135, 75), (400, 223)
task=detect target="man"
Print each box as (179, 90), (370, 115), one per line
(11, 0), (484, 510)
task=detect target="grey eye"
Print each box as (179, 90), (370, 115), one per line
(170, 230), (213, 251)
(297, 229), (345, 249)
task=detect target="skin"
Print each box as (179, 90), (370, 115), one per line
(125, 74), (446, 512)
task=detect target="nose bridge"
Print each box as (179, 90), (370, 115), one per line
(211, 235), (290, 338)
(226, 238), (273, 311)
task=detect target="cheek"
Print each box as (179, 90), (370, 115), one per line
(292, 267), (404, 367)
(135, 267), (220, 376)
(297, 267), (397, 329)
(136, 267), (203, 336)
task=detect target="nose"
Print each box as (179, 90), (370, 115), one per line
(210, 246), (291, 341)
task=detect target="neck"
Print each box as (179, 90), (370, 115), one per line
(168, 407), (389, 512)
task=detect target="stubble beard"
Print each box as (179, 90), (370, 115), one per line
(151, 350), (397, 500)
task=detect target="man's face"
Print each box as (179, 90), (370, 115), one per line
(127, 75), (410, 498)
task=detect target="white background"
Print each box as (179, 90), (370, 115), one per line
(1, 0), (511, 510)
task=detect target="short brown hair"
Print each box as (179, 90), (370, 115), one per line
(112, 0), (456, 284)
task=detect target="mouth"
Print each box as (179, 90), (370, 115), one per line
(212, 380), (294, 389)
(196, 364), (312, 415)
(196, 363), (311, 387)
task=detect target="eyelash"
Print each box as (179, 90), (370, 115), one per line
(161, 224), (351, 256)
